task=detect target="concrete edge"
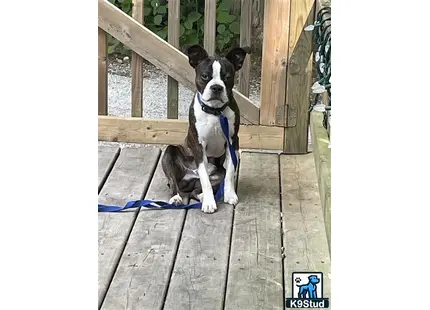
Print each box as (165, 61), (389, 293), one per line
(310, 111), (331, 256)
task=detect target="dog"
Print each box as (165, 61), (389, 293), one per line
(161, 44), (251, 213)
(297, 275), (320, 299)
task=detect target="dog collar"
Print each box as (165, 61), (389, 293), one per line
(196, 92), (229, 116)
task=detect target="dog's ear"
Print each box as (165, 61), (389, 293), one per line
(184, 44), (209, 68)
(225, 46), (251, 71)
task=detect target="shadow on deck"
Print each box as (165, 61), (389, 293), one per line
(98, 143), (331, 310)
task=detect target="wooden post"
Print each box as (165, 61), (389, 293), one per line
(167, 0), (180, 119)
(238, 0), (252, 97)
(204, 0), (216, 56)
(98, 28), (108, 115)
(259, 0), (291, 126)
(131, 0), (144, 117)
(283, 0), (315, 153)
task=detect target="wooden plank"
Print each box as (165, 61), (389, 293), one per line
(163, 205), (234, 309)
(98, 145), (120, 192)
(98, 147), (161, 307)
(284, 0), (315, 153)
(281, 154), (331, 307)
(131, 0), (144, 117)
(310, 111), (331, 253)
(98, 116), (284, 151)
(101, 154), (188, 310)
(204, 0), (216, 56)
(238, 0), (252, 97)
(259, 0), (291, 126)
(98, 27), (108, 115)
(225, 152), (283, 309)
(98, 0), (260, 124)
(167, 0), (180, 119)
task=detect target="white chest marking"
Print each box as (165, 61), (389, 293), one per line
(193, 95), (235, 158)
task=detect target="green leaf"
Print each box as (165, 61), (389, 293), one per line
(229, 21), (240, 34)
(108, 45), (115, 54)
(216, 11), (236, 24)
(144, 7), (152, 16)
(150, 0), (159, 8)
(180, 24), (185, 36)
(184, 19), (194, 30)
(122, 2), (131, 13)
(117, 0), (124, 3)
(218, 2), (231, 12)
(157, 5), (167, 14)
(187, 11), (202, 23)
(157, 27), (168, 40)
(108, 0), (116, 4)
(154, 14), (163, 25)
(217, 24), (226, 34)
(183, 34), (199, 46)
(185, 28), (197, 36)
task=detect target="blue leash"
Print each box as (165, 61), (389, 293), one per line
(98, 114), (238, 212)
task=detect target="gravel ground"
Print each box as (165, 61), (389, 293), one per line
(107, 56), (261, 119)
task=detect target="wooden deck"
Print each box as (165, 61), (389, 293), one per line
(98, 144), (331, 310)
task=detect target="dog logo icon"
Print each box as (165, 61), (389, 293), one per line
(296, 274), (320, 298)
(286, 272), (329, 308)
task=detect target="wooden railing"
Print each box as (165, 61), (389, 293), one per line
(98, 0), (316, 153)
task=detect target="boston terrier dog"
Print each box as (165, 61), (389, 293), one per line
(161, 44), (251, 213)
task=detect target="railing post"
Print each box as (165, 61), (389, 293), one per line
(98, 28), (108, 115)
(259, 0), (291, 126)
(167, 0), (180, 119)
(204, 0), (216, 56)
(238, 0), (252, 98)
(283, 0), (315, 153)
(131, 0), (144, 117)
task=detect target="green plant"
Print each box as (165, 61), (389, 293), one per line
(106, 0), (241, 57)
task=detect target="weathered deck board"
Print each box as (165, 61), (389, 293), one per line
(281, 154), (331, 306)
(101, 153), (188, 310)
(98, 145), (120, 191)
(98, 147), (161, 307)
(225, 153), (284, 310)
(163, 203), (234, 310)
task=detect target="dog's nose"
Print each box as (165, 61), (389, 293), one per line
(210, 85), (223, 93)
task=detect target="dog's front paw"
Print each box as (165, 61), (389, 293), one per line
(168, 194), (182, 205)
(201, 197), (217, 213)
(224, 189), (238, 206)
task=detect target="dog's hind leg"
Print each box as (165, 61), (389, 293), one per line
(161, 145), (188, 205)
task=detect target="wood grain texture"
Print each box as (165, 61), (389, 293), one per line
(98, 145), (120, 192)
(310, 111), (331, 253)
(225, 152), (283, 310)
(163, 205), (234, 309)
(131, 0), (144, 117)
(98, 147), (161, 307)
(98, 28), (108, 115)
(98, 0), (259, 124)
(204, 0), (216, 56)
(101, 155), (188, 310)
(167, 0), (180, 119)
(238, 0), (252, 97)
(284, 0), (315, 153)
(280, 154), (331, 306)
(259, 0), (291, 126)
(98, 116), (284, 150)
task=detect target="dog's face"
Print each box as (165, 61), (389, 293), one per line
(185, 45), (251, 107)
(308, 275), (320, 284)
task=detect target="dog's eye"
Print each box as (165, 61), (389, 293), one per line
(201, 73), (209, 80)
(224, 74), (232, 80)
